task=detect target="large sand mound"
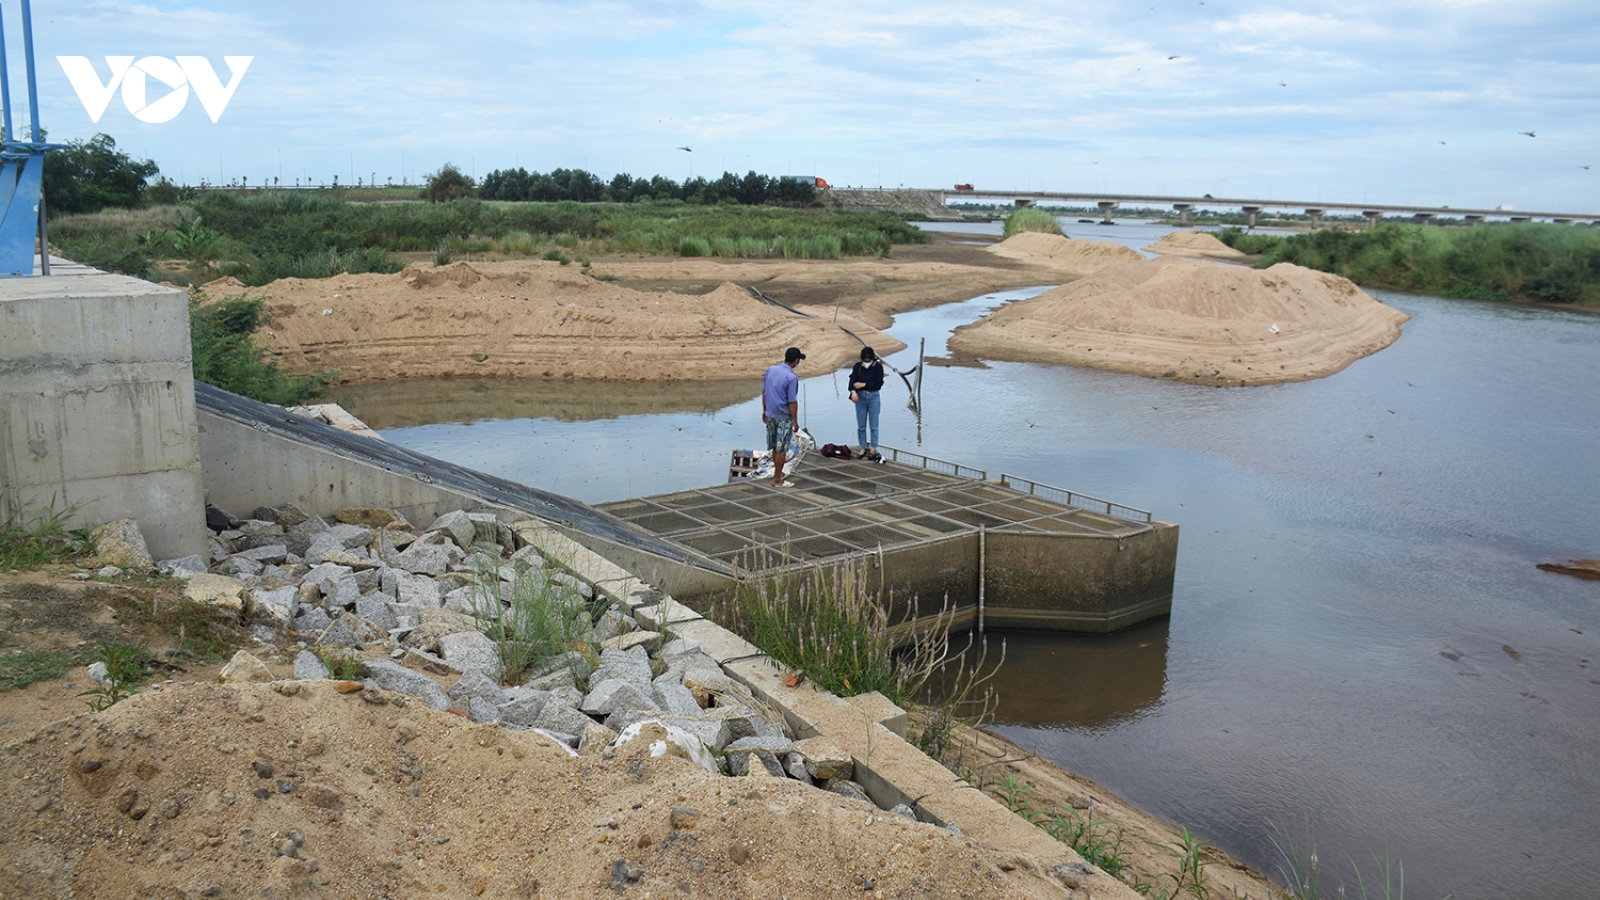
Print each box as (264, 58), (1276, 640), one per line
(1142, 231), (1248, 260)
(947, 257), (1408, 385)
(985, 232), (1146, 274)
(204, 260), (901, 383)
(0, 680), (1073, 898)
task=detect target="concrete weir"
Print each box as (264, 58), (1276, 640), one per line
(601, 449), (1178, 634)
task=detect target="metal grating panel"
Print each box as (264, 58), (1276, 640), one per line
(629, 510), (706, 533)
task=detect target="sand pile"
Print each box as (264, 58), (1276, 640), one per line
(203, 260), (900, 384)
(1142, 231), (1248, 260)
(947, 257), (1409, 385)
(984, 233), (1145, 275)
(0, 680), (1074, 898)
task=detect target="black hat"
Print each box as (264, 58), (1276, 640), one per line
(785, 347), (806, 362)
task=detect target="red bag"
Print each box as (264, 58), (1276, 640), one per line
(820, 443), (853, 460)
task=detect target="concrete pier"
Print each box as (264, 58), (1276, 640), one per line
(1242, 205), (1263, 228)
(601, 449), (1177, 634)
(1098, 200), (1120, 224)
(1305, 207), (1326, 229)
(0, 262), (207, 560)
(1172, 202), (1193, 225)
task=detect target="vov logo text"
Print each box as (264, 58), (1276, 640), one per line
(57, 56), (252, 124)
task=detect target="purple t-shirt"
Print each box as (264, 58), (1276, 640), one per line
(762, 362), (798, 419)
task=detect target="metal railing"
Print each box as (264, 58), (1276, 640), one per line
(879, 446), (986, 481)
(999, 474), (1153, 523)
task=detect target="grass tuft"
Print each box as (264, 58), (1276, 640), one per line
(0, 495), (93, 571)
(1002, 207), (1066, 237)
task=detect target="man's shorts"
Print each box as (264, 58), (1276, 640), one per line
(765, 417), (793, 453)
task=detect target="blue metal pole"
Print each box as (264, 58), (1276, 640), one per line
(0, 7), (14, 145)
(20, 0), (38, 143)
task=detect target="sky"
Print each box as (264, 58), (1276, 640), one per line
(23, 0), (1600, 213)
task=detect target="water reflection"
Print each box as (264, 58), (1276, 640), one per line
(325, 377), (758, 429)
(987, 621), (1170, 730)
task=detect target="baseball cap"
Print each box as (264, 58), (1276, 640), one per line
(785, 347), (806, 362)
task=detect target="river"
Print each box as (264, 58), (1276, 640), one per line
(325, 220), (1600, 899)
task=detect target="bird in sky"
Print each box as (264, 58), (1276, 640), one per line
(1582, 165), (1592, 170)
(1168, 55), (1182, 60)
(1439, 141), (1447, 145)
(1518, 131), (1536, 137)
(1278, 82), (1287, 87)
(677, 146), (692, 152)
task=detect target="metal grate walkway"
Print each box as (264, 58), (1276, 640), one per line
(599, 447), (1153, 569)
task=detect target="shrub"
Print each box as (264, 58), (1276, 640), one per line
(189, 293), (330, 404)
(424, 163), (475, 202)
(1002, 208), (1065, 237)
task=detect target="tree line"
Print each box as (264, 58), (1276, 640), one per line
(468, 165), (817, 206)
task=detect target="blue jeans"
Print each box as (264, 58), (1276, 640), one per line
(855, 390), (881, 451)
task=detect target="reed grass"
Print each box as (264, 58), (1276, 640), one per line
(711, 549), (1002, 758)
(1002, 207), (1066, 237)
(1215, 222), (1600, 305)
(49, 192), (926, 285)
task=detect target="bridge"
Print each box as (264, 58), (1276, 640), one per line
(839, 188), (1600, 228)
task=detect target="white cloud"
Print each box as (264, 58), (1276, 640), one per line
(20, 0), (1600, 210)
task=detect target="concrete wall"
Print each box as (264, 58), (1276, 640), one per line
(0, 269), (207, 560)
(195, 408), (728, 598)
(982, 522), (1179, 632)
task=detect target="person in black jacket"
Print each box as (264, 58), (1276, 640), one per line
(848, 346), (884, 460)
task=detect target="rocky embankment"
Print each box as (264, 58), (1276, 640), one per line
(126, 503), (875, 794)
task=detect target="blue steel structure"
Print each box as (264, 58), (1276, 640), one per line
(0, 1), (62, 277)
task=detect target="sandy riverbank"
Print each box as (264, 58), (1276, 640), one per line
(204, 231), (1405, 388)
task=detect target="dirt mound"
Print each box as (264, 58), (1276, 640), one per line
(985, 233), (1145, 275)
(0, 679), (1070, 898)
(204, 260), (900, 383)
(200, 275), (250, 292)
(1142, 231), (1248, 260)
(948, 257), (1409, 385)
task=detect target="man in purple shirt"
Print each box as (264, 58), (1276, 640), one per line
(761, 346), (805, 487)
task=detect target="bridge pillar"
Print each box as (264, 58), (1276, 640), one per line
(1510, 216), (1531, 224)
(1412, 212), (1436, 226)
(1464, 214), (1485, 226)
(1304, 208), (1326, 229)
(1362, 210), (1383, 230)
(1241, 205), (1263, 229)
(1553, 217), (1574, 225)
(1098, 200), (1120, 224)
(1172, 203), (1194, 226)
(1013, 198), (1037, 208)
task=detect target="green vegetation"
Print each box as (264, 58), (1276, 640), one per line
(478, 166), (817, 206)
(713, 552), (1000, 757)
(95, 583), (247, 662)
(77, 638), (150, 710)
(50, 191), (925, 287)
(1212, 227), (1286, 255)
(1216, 223), (1600, 304)
(1267, 816), (1448, 900)
(42, 133), (160, 215)
(189, 293), (331, 404)
(0, 495), (92, 571)
(469, 561), (601, 683)
(313, 645), (365, 680)
(987, 774), (1132, 878)
(0, 647), (80, 691)
(1002, 207), (1066, 237)
(424, 163), (476, 202)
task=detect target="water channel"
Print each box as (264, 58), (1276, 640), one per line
(326, 220), (1600, 899)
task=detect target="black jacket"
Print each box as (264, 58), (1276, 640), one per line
(850, 360), (884, 392)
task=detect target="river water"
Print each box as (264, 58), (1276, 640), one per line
(326, 220), (1600, 899)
